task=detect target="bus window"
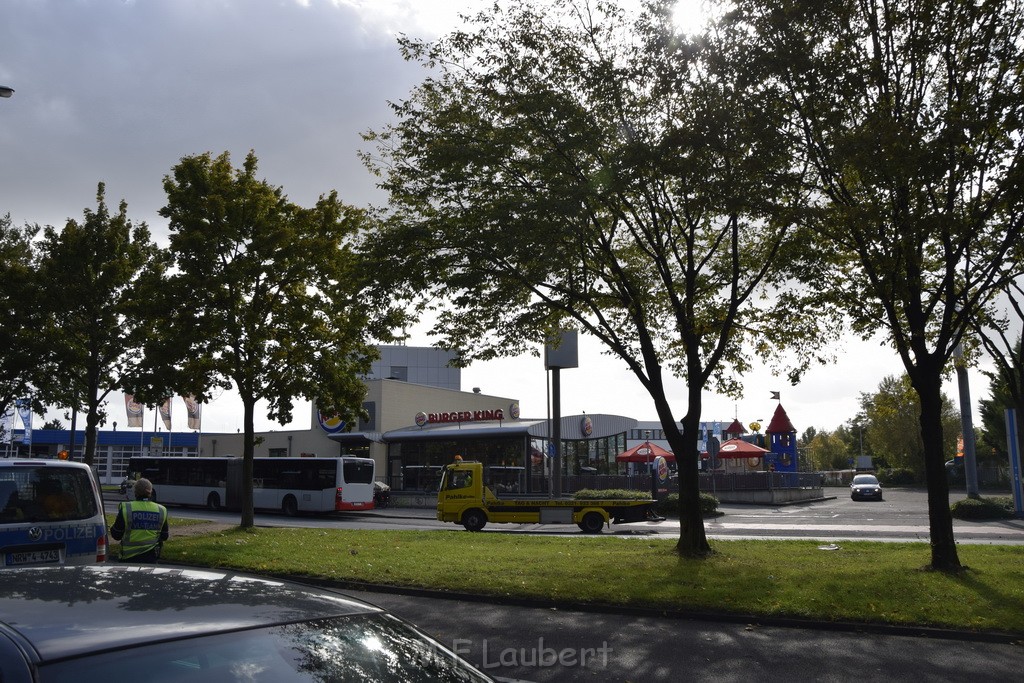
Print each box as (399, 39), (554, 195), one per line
(343, 460), (374, 485)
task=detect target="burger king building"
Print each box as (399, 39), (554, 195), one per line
(197, 346), (638, 503)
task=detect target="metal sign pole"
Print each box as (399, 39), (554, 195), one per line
(1006, 409), (1022, 517)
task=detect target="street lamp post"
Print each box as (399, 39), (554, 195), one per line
(0, 86), (14, 98)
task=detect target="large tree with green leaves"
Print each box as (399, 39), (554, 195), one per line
(728, 0), (1024, 571)
(34, 185), (166, 465)
(362, 0), (825, 556)
(0, 214), (45, 438)
(154, 150), (381, 529)
(861, 374), (959, 476)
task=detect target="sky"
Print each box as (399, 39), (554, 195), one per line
(1, 0), (997, 437)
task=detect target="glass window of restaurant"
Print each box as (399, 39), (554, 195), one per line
(543, 432), (627, 476)
(386, 437), (526, 492)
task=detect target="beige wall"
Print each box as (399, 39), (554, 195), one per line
(196, 379), (520, 480)
(198, 428), (341, 460)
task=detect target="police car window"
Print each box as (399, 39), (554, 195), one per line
(0, 468), (98, 523)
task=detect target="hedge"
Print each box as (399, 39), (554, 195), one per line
(573, 489), (720, 517)
(949, 496), (1016, 520)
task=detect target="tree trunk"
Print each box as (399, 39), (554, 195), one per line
(912, 368), (962, 572)
(664, 386), (711, 557)
(84, 406), (100, 467)
(240, 396), (256, 529)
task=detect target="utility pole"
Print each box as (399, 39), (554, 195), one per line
(953, 345), (980, 498)
(544, 331), (578, 498)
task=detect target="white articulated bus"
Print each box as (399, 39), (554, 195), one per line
(126, 456), (375, 515)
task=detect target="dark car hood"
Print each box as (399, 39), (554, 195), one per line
(0, 565), (379, 662)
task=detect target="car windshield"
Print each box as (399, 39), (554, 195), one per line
(853, 475), (879, 485)
(40, 613), (488, 682)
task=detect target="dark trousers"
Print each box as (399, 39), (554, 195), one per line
(118, 545), (161, 563)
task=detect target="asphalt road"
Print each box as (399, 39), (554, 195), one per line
(112, 487), (1024, 545)
(338, 587), (1023, 683)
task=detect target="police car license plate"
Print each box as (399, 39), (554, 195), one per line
(6, 549), (61, 565)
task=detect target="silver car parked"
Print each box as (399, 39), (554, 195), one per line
(0, 565), (492, 682)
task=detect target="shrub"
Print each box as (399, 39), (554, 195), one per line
(876, 467), (918, 486)
(950, 496), (1016, 520)
(654, 493), (719, 517)
(573, 489), (719, 517)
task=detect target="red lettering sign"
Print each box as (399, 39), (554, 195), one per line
(424, 409), (506, 424)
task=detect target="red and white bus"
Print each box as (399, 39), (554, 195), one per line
(126, 456), (375, 515)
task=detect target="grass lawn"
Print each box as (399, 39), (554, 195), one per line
(150, 523), (1024, 635)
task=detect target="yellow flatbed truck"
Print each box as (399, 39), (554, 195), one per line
(436, 460), (661, 533)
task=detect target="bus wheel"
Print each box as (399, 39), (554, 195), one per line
(462, 509), (487, 532)
(282, 495), (299, 517)
(578, 512), (605, 534)
(207, 492), (221, 511)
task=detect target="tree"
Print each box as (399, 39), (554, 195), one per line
(362, 0), (825, 556)
(0, 214), (47, 434)
(862, 375), (958, 476)
(972, 278), (1024, 469)
(34, 186), (166, 466)
(799, 425), (818, 447)
(42, 419), (65, 431)
(806, 430), (849, 471)
(156, 151), (381, 529)
(978, 365), (1018, 463)
(729, 0), (1024, 571)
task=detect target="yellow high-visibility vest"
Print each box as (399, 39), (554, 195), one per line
(118, 500), (167, 558)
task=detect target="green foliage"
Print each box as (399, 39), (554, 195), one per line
(728, 0), (1024, 571)
(154, 150), (379, 424)
(654, 493), (719, 516)
(876, 468), (918, 486)
(862, 375), (960, 477)
(978, 356), (1023, 464)
(149, 150), (381, 527)
(362, 0), (832, 556)
(0, 214), (44, 424)
(34, 185), (166, 465)
(950, 497), (1016, 521)
(573, 489), (651, 501)
(806, 431), (850, 470)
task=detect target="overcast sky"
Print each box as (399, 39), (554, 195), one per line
(1, 0), (993, 438)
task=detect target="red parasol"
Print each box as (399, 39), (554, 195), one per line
(714, 438), (770, 459)
(615, 441), (675, 463)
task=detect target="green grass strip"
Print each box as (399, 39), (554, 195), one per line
(155, 525), (1024, 635)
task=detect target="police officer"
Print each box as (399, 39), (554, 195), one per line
(110, 478), (169, 563)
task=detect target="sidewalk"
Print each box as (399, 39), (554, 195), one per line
(365, 505), (437, 520)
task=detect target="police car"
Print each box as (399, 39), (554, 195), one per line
(0, 460), (107, 567)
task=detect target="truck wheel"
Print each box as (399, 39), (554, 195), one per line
(282, 495), (299, 517)
(578, 511), (605, 534)
(207, 492), (221, 511)
(462, 509), (487, 532)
